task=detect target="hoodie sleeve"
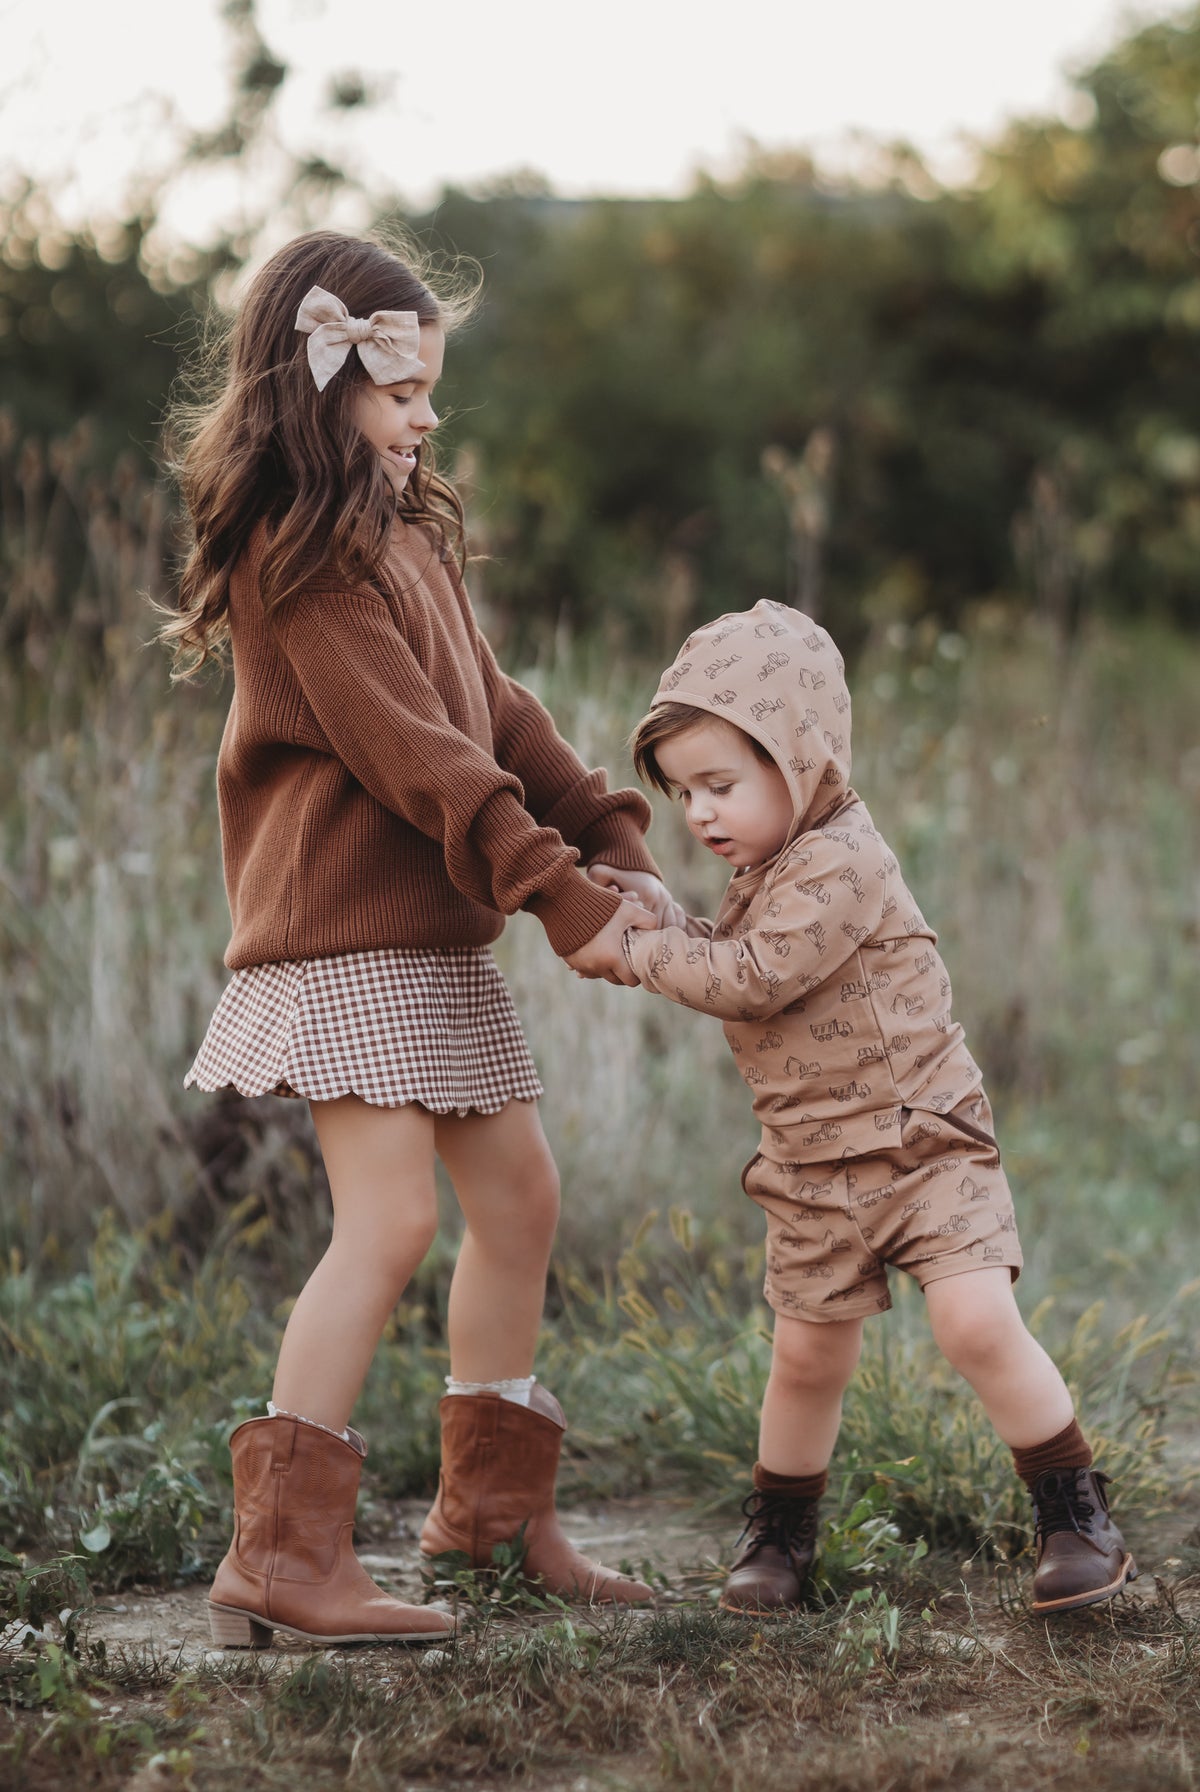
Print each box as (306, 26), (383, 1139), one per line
(623, 830), (887, 1019)
(272, 588), (623, 956)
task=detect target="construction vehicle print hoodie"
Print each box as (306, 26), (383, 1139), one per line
(623, 601), (984, 1165)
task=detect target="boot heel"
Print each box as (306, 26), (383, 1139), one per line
(208, 1602), (274, 1648)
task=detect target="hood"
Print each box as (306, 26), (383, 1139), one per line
(651, 600), (851, 843)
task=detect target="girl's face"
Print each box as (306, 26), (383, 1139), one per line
(353, 322), (445, 493)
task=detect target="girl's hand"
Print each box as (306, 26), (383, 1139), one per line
(587, 864), (688, 931)
(565, 900), (655, 985)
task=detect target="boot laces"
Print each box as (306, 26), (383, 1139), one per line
(1032, 1469), (1103, 1543)
(735, 1489), (820, 1563)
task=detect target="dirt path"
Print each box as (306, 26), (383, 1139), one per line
(68, 1479), (1200, 1661)
(6, 1488), (1197, 1792)
(83, 1495), (731, 1663)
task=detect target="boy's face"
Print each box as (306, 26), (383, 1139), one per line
(657, 716), (794, 870)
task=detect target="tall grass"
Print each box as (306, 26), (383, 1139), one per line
(3, 439), (1197, 1284)
(4, 438), (1196, 1282)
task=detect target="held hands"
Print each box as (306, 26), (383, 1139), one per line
(586, 864), (688, 931)
(565, 898), (655, 985)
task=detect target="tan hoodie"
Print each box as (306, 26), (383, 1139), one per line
(624, 601), (983, 1164)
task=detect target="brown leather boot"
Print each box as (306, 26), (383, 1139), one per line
(719, 1486), (820, 1613)
(208, 1415), (456, 1646)
(419, 1386), (652, 1605)
(1029, 1467), (1137, 1615)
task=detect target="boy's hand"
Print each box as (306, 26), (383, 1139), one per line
(587, 864), (687, 931)
(566, 900), (654, 985)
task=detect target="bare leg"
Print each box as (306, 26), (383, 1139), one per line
(924, 1267), (1075, 1447)
(271, 1096), (439, 1433)
(421, 1101), (649, 1603)
(435, 1099), (561, 1382)
(758, 1312), (864, 1476)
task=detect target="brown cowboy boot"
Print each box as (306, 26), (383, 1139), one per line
(419, 1386), (652, 1604)
(719, 1486), (821, 1613)
(208, 1414), (456, 1646)
(1029, 1467), (1137, 1615)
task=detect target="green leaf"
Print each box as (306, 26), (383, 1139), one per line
(79, 1520), (112, 1554)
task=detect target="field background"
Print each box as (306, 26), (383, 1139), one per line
(2, 4), (1199, 1788)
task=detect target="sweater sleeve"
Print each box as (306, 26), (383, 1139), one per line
(272, 589), (623, 957)
(623, 832), (886, 1019)
(471, 624), (660, 877)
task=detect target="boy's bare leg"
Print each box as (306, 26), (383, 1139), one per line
(758, 1312), (864, 1475)
(273, 1096), (440, 1432)
(924, 1265), (1136, 1612)
(923, 1267), (1075, 1444)
(719, 1312), (861, 1611)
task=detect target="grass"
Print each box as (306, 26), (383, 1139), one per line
(0, 1204), (1191, 1588)
(2, 433), (1199, 1788)
(2, 457), (1197, 1300)
(3, 1576), (1200, 1791)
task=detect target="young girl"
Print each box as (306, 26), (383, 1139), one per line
(163, 229), (672, 1648)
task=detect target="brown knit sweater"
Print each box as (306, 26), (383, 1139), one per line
(215, 521), (657, 968)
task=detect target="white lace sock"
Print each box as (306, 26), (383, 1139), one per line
(444, 1374), (537, 1408)
(266, 1399), (350, 1442)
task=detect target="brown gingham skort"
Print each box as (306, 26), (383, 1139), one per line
(185, 946), (544, 1115)
(743, 1091), (1022, 1321)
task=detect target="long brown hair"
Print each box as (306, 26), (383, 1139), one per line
(160, 228), (479, 676)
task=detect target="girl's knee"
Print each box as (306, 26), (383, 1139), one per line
(526, 1156), (562, 1230)
(441, 1105), (562, 1240)
(336, 1205), (440, 1293)
(475, 1180), (559, 1263)
(472, 1154), (561, 1251)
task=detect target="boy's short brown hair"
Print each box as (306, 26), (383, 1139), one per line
(629, 701), (775, 796)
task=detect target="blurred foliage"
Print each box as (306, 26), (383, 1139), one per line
(4, 2), (1200, 646)
(0, 196), (206, 461)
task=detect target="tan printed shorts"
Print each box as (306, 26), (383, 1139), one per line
(743, 1092), (1023, 1322)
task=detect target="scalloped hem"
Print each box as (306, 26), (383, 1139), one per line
(183, 1071), (540, 1117)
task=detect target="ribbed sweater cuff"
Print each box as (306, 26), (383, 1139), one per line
(526, 866), (623, 957)
(583, 837), (662, 879)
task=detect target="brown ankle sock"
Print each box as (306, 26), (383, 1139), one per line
(1011, 1419), (1093, 1487)
(753, 1461), (827, 1501)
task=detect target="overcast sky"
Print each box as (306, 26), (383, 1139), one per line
(0, 0), (1177, 242)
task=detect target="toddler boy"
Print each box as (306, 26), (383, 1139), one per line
(605, 601), (1133, 1615)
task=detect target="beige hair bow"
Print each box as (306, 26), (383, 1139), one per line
(294, 285), (424, 391)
